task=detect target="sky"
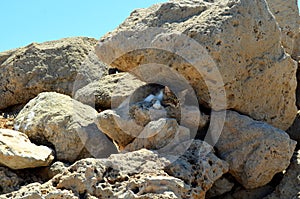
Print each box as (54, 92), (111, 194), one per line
(0, 0), (299, 52)
(0, 0), (165, 52)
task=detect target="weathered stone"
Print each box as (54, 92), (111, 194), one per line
(0, 141), (228, 199)
(14, 92), (118, 162)
(38, 161), (69, 181)
(266, 0), (300, 55)
(206, 176), (234, 198)
(124, 118), (190, 152)
(96, 0), (297, 130)
(215, 110), (296, 189)
(221, 185), (274, 199)
(95, 108), (144, 149)
(74, 73), (146, 110)
(0, 167), (24, 195)
(264, 150), (300, 199)
(0, 37), (108, 110)
(0, 129), (54, 169)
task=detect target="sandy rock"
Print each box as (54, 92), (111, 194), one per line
(95, 108), (144, 149)
(0, 141), (228, 199)
(264, 150), (300, 199)
(266, 0), (300, 55)
(0, 167), (24, 195)
(0, 37), (108, 110)
(206, 176), (234, 198)
(14, 92), (118, 162)
(38, 161), (69, 181)
(74, 73), (146, 110)
(96, 0), (297, 130)
(215, 110), (296, 189)
(221, 185), (274, 199)
(124, 118), (190, 152)
(0, 129), (54, 169)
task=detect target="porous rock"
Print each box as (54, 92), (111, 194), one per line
(0, 167), (24, 195)
(0, 37), (108, 110)
(14, 92), (118, 162)
(0, 129), (54, 169)
(0, 141), (228, 199)
(96, 0), (297, 130)
(74, 72), (146, 110)
(215, 110), (296, 189)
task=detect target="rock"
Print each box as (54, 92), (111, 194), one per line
(287, 110), (300, 143)
(124, 118), (190, 152)
(221, 185), (274, 199)
(292, 32), (300, 61)
(266, 0), (300, 55)
(95, 108), (144, 149)
(38, 161), (69, 181)
(0, 167), (24, 195)
(0, 129), (54, 169)
(214, 110), (296, 189)
(0, 37), (108, 110)
(96, 0), (297, 130)
(206, 176), (234, 198)
(74, 72), (146, 110)
(0, 141), (228, 199)
(14, 92), (118, 162)
(264, 150), (300, 199)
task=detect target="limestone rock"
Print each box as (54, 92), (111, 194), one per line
(0, 129), (54, 169)
(206, 176), (234, 198)
(74, 73), (146, 110)
(124, 118), (190, 152)
(215, 110), (296, 189)
(0, 37), (108, 110)
(96, 0), (297, 130)
(14, 92), (118, 162)
(0, 141), (228, 199)
(95, 109), (144, 149)
(0, 167), (24, 195)
(264, 150), (300, 199)
(266, 0), (300, 55)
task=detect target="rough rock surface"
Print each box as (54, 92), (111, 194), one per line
(264, 150), (300, 199)
(215, 110), (296, 189)
(266, 0), (300, 55)
(0, 37), (108, 110)
(0, 129), (54, 169)
(0, 167), (24, 195)
(14, 92), (118, 162)
(206, 176), (234, 198)
(124, 118), (190, 152)
(0, 143), (228, 199)
(221, 185), (275, 199)
(74, 73), (146, 110)
(287, 110), (300, 143)
(96, 0), (297, 130)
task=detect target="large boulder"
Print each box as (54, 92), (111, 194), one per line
(0, 129), (54, 169)
(14, 92), (118, 162)
(95, 0), (297, 130)
(74, 72), (146, 110)
(0, 37), (108, 110)
(266, 0), (300, 55)
(0, 141), (228, 199)
(215, 110), (296, 189)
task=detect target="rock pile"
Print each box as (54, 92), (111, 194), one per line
(0, 0), (299, 198)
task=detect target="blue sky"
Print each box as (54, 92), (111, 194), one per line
(0, 0), (299, 52)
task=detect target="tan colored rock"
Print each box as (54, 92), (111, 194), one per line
(96, 0), (297, 130)
(0, 37), (108, 110)
(264, 150), (300, 199)
(74, 72), (146, 110)
(0, 141), (228, 199)
(0, 129), (54, 169)
(266, 0), (300, 55)
(215, 110), (296, 189)
(95, 108), (144, 149)
(221, 185), (274, 199)
(14, 92), (118, 162)
(206, 176), (234, 198)
(124, 118), (190, 152)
